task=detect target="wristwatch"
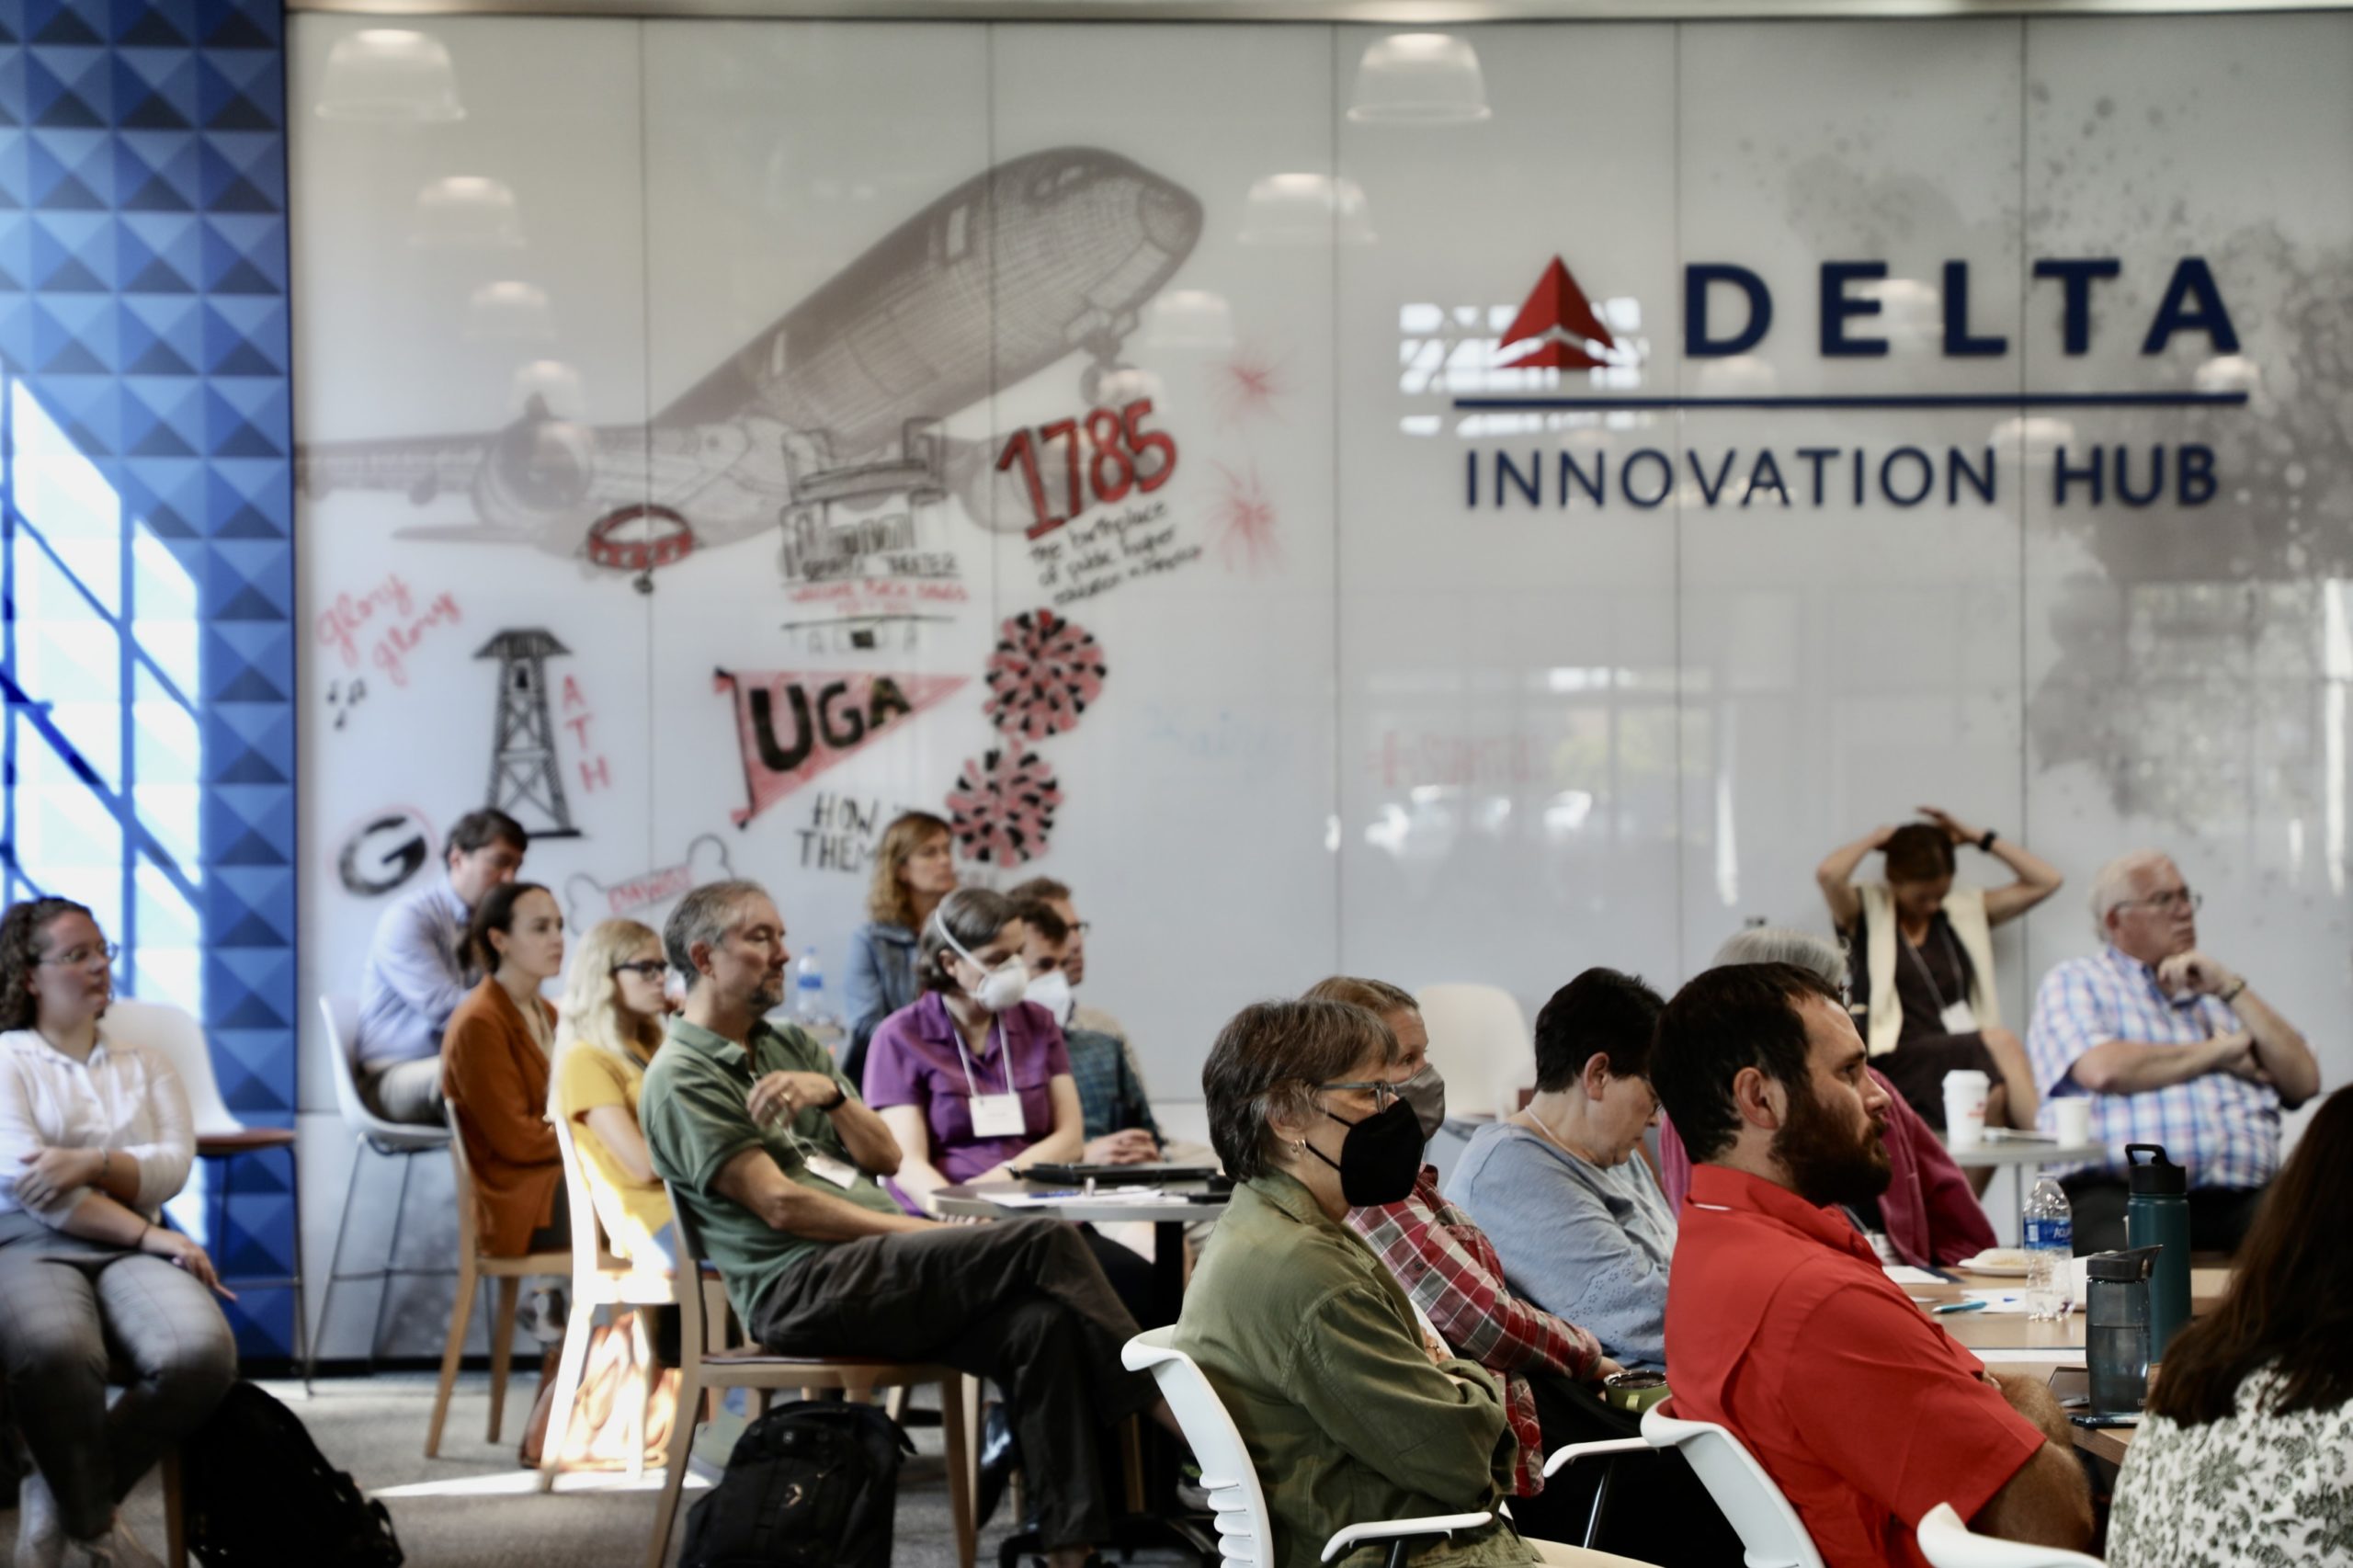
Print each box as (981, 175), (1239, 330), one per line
(1977, 829), (1998, 852)
(2218, 976), (2248, 1005)
(819, 1081), (848, 1111)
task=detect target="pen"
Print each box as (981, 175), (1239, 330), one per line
(1932, 1299), (1989, 1315)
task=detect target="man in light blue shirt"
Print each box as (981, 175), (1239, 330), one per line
(1448, 968), (1677, 1369)
(354, 808), (527, 1123)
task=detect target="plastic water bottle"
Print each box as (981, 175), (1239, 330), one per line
(2023, 1176), (2074, 1322)
(793, 946), (827, 1022)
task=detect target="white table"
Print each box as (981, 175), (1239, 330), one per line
(933, 1178), (1228, 1306)
(1945, 1139), (2109, 1233)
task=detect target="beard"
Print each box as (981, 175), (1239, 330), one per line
(1773, 1076), (1893, 1210)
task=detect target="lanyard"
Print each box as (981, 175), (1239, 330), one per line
(953, 1021), (1011, 1101)
(1900, 919), (1966, 1009)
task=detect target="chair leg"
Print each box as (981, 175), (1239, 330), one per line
(425, 1247), (479, 1458)
(626, 1308), (654, 1483)
(367, 1149), (419, 1368)
(646, 1361), (705, 1568)
(535, 1295), (597, 1492)
(162, 1447), (187, 1568)
(285, 1142), (313, 1395)
(307, 1135), (370, 1384)
(487, 1274), (522, 1443)
(882, 1384), (908, 1421)
(939, 1375), (975, 1568)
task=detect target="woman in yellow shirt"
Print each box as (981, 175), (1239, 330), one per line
(551, 918), (675, 1266)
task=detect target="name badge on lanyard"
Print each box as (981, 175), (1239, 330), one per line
(960, 1026), (1028, 1140)
(1939, 998), (1979, 1035)
(800, 1149), (861, 1189)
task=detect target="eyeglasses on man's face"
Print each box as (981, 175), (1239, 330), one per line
(2124, 888), (2202, 915)
(39, 942), (118, 971)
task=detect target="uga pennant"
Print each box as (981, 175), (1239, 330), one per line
(717, 668), (968, 825)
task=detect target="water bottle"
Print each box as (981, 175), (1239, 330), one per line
(2124, 1143), (2193, 1356)
(2023, 1176), (2074, 1321)
(793, 946), (827, 1022)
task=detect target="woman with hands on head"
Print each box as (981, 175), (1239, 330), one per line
(0, 897), (236, 1568)
(1816, 805), (2062, 1132)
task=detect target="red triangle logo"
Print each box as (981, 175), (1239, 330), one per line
(717, 669), (969, 826)
(1499, 256), (1617, 369)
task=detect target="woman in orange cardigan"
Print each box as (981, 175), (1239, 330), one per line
(441, 881), (569, 1256)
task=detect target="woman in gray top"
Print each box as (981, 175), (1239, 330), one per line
(1446, 969), (1674, 1369)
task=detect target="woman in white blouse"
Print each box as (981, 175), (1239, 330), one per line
(0, 897), (235, 1567)
(2108, 1084), (2353, 1567)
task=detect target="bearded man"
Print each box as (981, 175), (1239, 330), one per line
(1648, 963), (2093, 1568)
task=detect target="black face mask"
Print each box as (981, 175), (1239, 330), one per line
(1305, 1096), (1425, 1208)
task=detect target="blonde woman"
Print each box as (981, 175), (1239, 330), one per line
(551, 919), (676, 1267)
(842, 811), (957, 1086)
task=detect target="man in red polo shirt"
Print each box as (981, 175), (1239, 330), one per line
(1650, 962), (2093, 1568)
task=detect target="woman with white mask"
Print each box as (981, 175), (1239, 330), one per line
(863, 888), (1172, 1428)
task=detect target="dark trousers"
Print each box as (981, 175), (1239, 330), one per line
(2060, 1177), (2268, 1256)
(751, 1217), (1154, 1550)
(1080, 1226), (1176, 1330)
(1519, 1373), (1745, 1568)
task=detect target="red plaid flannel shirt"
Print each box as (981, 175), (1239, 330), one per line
(1347, 1166), (1602, 1495)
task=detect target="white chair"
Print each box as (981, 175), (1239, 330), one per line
(100, 1000), (308, 1373)
(1546, 1406), (2102, 1568)
(310, 994), (454, 1383)
(1915, 1504), (2103, 1568)
(646, 1182), (975, 1568)
(1414, 983), (1533, 1123)
(534, 1108), (676, 1489)
(1121, 1326), (1495, 1568)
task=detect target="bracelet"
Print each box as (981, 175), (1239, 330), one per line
(820, 1082), (847, 1111)
(2219, 976), (2248, 1005)
(1978, 829), (1998, 852)
(136, 1222), (152, 1250)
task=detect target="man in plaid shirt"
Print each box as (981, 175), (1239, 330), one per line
(1302, 983), (1619, 1495)
(2027, 850), (2319, 1253)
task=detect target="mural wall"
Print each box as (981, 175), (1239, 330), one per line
(290, 14), (2353, 1355)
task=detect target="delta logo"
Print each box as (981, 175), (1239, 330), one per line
(1495, 257), (1627, 372)
(1456, 251), (2242, 513)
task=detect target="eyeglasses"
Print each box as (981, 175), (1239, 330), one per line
(38, 942), (119, 971)
(1316, 1080), (1398, 1110)
(2123, 889), (2202, 915)
(611, 960), (668, 980)
(1069, 921), (1094, 937)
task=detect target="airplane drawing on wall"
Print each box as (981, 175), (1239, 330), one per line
(295, 148), (1204, 588)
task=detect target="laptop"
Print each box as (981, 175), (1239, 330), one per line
(1021, 1162), (1222, 1187)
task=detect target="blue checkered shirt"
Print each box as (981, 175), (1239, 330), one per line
(1063, 1027), (1160, 1143)
(2025, 946), (2280, 1190)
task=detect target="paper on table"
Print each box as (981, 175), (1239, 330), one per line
(985, 1187), (1170, 1207)
(1883, 1265), (1948, 1286)
(1962, 1288), (2078, 1315)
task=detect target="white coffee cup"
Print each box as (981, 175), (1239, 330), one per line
(2051, 1098), (2093, 1148)
(1943, 1069), (1990, 1149)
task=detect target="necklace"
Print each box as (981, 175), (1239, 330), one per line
(1516, 1103), (1594, 1165)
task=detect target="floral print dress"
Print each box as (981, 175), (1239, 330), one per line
(2109, 1366), (2353, 1568)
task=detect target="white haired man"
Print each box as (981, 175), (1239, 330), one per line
(2025, 851), (2319, 1254)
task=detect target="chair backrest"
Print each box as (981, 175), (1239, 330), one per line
(549, 1101), (625, 1289)
(1414, 983), (1532, 1121)
(320, 994), (449, 1152)
(101, 998), (240, 1137)
(444, 1102), (486, 1260)
(1120, 1327), (1271, 1568)
(1642, 1406), (1826, 1568)
(661, 1180), (714, 1365)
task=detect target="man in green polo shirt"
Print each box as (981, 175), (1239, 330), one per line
(640, 879), (1157, 1568)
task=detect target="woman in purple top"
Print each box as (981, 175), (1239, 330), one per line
(864, 888), (1169, 1327)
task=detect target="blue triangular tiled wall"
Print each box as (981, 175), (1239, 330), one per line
(0, 0), (293, 1358)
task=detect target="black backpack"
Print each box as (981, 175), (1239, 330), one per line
(680, 1400), (911, 1568)
(181, 1381), (403, 1566)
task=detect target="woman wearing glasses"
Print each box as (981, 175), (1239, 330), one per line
(1815, 807), (2062, 1132)
(551, 919), (677, 1267)
(0, 897), (234, 1566)
(1177, 998), (1645, 1567)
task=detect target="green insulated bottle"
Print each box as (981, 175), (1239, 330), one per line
(2123, 1143), (2192, 1357)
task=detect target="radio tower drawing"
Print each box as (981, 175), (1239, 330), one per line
(477, 629), (580, 838)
